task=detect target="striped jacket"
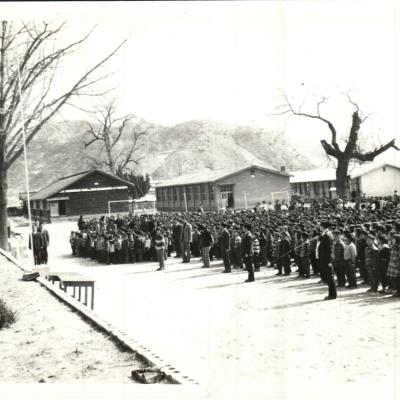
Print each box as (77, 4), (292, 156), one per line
(155, 235), (166, 250)
(253, 238), (260, 254)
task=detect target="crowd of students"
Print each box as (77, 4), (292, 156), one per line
(69, 194), (400, 300)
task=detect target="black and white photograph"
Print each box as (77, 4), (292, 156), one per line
(0, 1), (399, 399)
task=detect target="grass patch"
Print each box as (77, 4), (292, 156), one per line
(0, 298), (18, 329)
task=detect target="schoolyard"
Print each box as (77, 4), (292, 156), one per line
(9, 218), (400, 399)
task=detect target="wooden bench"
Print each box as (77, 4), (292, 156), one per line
(46, 272), (95, 310)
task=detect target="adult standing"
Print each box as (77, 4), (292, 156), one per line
(200, 225), (213, 268)
(154, 228), (166, 271)
(172, 221), (182, 257)
(343, 232), (358, 289)
(278, 232), (291, 276)
(180, 218), (193, 263)
(387, 234), (400, 297)
(28, 226), (43, 265)
(318, 220), (337, 300)
(38, 223), (50, 265)
(243, 224), (254, 282)
(220, 223), (231, 273)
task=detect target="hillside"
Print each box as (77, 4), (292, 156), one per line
(7, 118), (314, 205)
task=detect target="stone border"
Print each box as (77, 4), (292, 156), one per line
(0, 248), (199, 386)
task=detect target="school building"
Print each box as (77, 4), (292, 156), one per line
(155, 164), (291, 212)
(20, 169), (135, 221)
(290, 161), (400, 199)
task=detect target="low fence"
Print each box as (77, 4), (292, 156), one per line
(8, 236), (31, 264)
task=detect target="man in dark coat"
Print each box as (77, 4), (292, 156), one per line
(29, 226), (43, 265)
(318, 220), (337, 300)
(38, 223), (50, 265)
(243, 224), (254, 282)
(180, 219), (193, 263)
(173, 221), (182, 257)
(220, 223), (231, 273)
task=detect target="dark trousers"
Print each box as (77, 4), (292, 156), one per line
(41, 247), (48, 264)
(300, 257), (310, 277)
(333, 261), (346, 286)
(33, 249), (41, 265)
(136, 251), (143, 263)
(253, 253), (260, 271)
(378, 264), (388, 289)
(277, 257), (291, 275)
(233, 247), (243, 268)
(321, 263), (337, 298)
(244, 255), (254, 281)
(344, 260), (357, 287)
(174, 240), (181, 257)
(393, 277), (400, 294)
(221, 248), (231, 272)
(368, 268), (379, 291)
(260, 246), (268, 266)
(156, 249), (165, 269)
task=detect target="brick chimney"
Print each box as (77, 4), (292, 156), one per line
(280, 166), (286, 173)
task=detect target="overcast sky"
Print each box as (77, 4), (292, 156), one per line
(4, 1), (400, 166)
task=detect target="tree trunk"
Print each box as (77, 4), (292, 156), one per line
(336, 158), (349, 199)
(0, 135), (8, 251)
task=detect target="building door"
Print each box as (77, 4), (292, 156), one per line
(50, 201), (59, 217)
(220, 185), (234, 209)
(59, 200), (66, 216)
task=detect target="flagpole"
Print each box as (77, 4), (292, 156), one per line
(17, 64), (34, 268)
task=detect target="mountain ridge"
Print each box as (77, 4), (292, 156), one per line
(7, 117), (314, 205)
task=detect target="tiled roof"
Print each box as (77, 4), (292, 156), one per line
(350, 161), (400, 179)
(157, 163), (289, 188)
(290, 168), (336, 184)
(30, 170), (134, 200)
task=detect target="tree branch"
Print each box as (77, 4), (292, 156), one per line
(352, 138), (399, 162)
(279, 93), (341, 153)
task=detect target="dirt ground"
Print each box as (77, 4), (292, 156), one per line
(0, 255), (146, 384)
(7, 218), (400, 399)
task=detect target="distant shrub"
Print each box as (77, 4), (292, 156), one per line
(0, 298), (18, 329)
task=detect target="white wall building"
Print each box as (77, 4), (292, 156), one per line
(350, 162), (400, 197)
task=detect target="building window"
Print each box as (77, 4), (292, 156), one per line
(180, 187), (184, 201)
(156, 189), (160, 201)
(168, 188), (173, 201)
(305, 183), (310, 197)
(209, 184), (214, 200)
(383, 166), (386, 172)
(186, 186), (192, 201)
(313, 182), (319, 197)
(174, 188), (177, 201)
(219, 184), (234, 193)
(299, 183), (303, 195)
(201, 184), (206, 201)
(194, 185), (199, 201)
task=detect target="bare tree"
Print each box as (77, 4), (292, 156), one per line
(84, 100), (148, 175)
(0, 21), (126, 250)
(275, 91), (398, 198)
